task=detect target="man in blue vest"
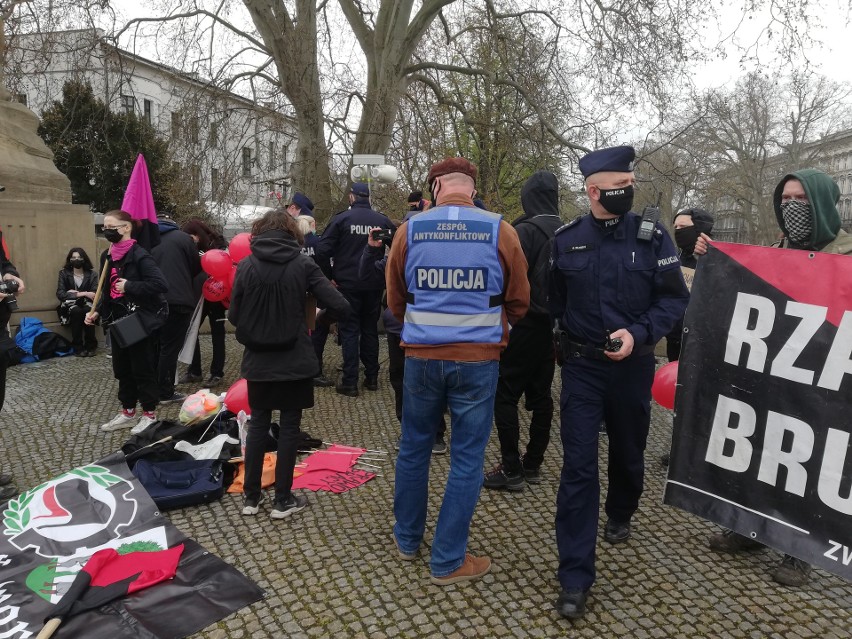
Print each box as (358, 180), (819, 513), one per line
(386, 157), (530, 585)
(317, 183), (394, 396)
(549, 146), (689, 619)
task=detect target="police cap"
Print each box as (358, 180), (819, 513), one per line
(351, 182), (370, 197)
(579, 145), (636, 179)
(291, 192), (314, 216)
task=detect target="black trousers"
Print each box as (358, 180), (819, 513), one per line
(189, 301), (226, 378)
(493, 319), (555, 474)
(111, 331), (160, 412)
(68, 305), (97, 351)
(158, 309), (193, 398)
(1, 305), (11, 412)
(387, 332), (446, 438)
(243, 406), (301, 505)
(338, 289), (382, 386)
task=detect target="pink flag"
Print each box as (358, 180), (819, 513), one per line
(121, 154), (158, 223)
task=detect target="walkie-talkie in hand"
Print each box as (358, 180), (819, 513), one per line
(604, 331), (623, 353)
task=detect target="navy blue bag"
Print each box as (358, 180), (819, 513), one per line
(133, 458), (225, 510)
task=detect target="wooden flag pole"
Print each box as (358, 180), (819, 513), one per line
(86, 258), (110, 322)
(36, 617), (62, 639)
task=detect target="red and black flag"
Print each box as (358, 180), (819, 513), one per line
(40, 545), (184, 636)
(664, 241), (852, 583)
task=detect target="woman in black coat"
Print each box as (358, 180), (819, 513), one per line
(228, 209), (350, 519)
(180, 218), (228, 385)
(86, 210), (169, 434)
(56, 247), (99, 356)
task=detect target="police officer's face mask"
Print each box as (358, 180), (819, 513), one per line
(780, 199), (813, 246)
(596, 184), (634, 216)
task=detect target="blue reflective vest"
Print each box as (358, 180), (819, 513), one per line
(402, 206), (504, 346)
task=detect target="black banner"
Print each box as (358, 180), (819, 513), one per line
(0, 452), (263, 638)
(665, 242), (852, 582)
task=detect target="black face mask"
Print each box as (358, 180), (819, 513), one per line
(674, 226), (700, 253)
(597, 185), (634, 216)
(103, 229), (123, 243)
(70, 259), (85, 268)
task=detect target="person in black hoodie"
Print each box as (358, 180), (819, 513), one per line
(56, 247), (99, 356)
(152, 215), (201, 403)
(483, 170), (563, 491)
(665, 207), (714, 362)
(229, 209), (350, 519)
(86, 210), (169, 434)
(0, 229), (24, 503)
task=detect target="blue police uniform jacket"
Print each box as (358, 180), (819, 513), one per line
(301, 232), (319, 258)
(402, 206), (504, 346)
(316, 201), (393, 290)
(548, 212), (689, 347)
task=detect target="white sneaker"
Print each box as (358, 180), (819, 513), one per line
(130, 415), (156, 435)
(101, 412), (137, 432)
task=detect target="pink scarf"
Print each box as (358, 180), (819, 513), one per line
(109, 239), (137, 261)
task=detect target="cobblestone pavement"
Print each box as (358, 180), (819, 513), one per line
(3, 335), (851, 638)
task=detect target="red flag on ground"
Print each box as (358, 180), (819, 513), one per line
(39, 544), (184, 638)
(121, 154), (160, 250)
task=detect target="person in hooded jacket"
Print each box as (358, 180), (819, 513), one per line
(697, 168), (851, 588)
(152, 215), (201, 403)
(660, 208), (714, 469)
(483, 171), (563, 491)
(228, 209), (350, 520)
(665, 208), (714, 362)
(180, 219), (228, 386)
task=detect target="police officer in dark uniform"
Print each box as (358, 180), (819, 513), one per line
(549, 146), (689, 619)
(316, 182), (394, 396)
(287, 192), (315, 219)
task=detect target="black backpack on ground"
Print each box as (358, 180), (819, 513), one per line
(32, 331), (72, 360)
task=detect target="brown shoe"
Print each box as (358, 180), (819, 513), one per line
(430, 553), (491, 586)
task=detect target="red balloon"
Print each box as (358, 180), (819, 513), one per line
(652, 361), (679, 410)
(201, 249), (232, 279)
(224, 378), (250, 415)
(202, 277), (231, 303)
(229, 233), (252, 262)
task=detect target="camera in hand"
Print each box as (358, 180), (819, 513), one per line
(0, 279), (20, 311)
(604, 332), (623, 353)
(370, 228), (392, 242)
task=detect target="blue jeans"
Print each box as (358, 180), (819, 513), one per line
(393, 357), (499, 576)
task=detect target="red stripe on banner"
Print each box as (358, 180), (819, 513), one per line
(713, 241), (852, 327)
(85, 544), (184, 592)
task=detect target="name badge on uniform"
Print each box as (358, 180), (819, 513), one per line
(564, 244), (594, 253)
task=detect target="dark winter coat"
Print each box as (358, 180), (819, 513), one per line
(514, 171), (563, 320)
(56, 268), (98, 302)
(152, 219), (202, 311)
(96, 244), (169, 334)
(228, 230), (351, 382)
(316, 201), (393, 291)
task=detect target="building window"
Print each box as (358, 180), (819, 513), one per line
(211, 168), (220, 199)
(143, 99), (152, 124)
(268, 141), (275, 170)
(120, 94), (135, 115)
(242, 147), (252, 177)
(186, 117), (199, 144)
(209, 122), (219, 149)
(13, 93), (27, 107)
(190, 165), (201, 200)
(171, 112), (181, 138)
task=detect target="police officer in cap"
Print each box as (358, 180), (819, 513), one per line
(549, 145), (688, 619)
(316, 182), (394, 396)
(287, 192), (315, 219)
